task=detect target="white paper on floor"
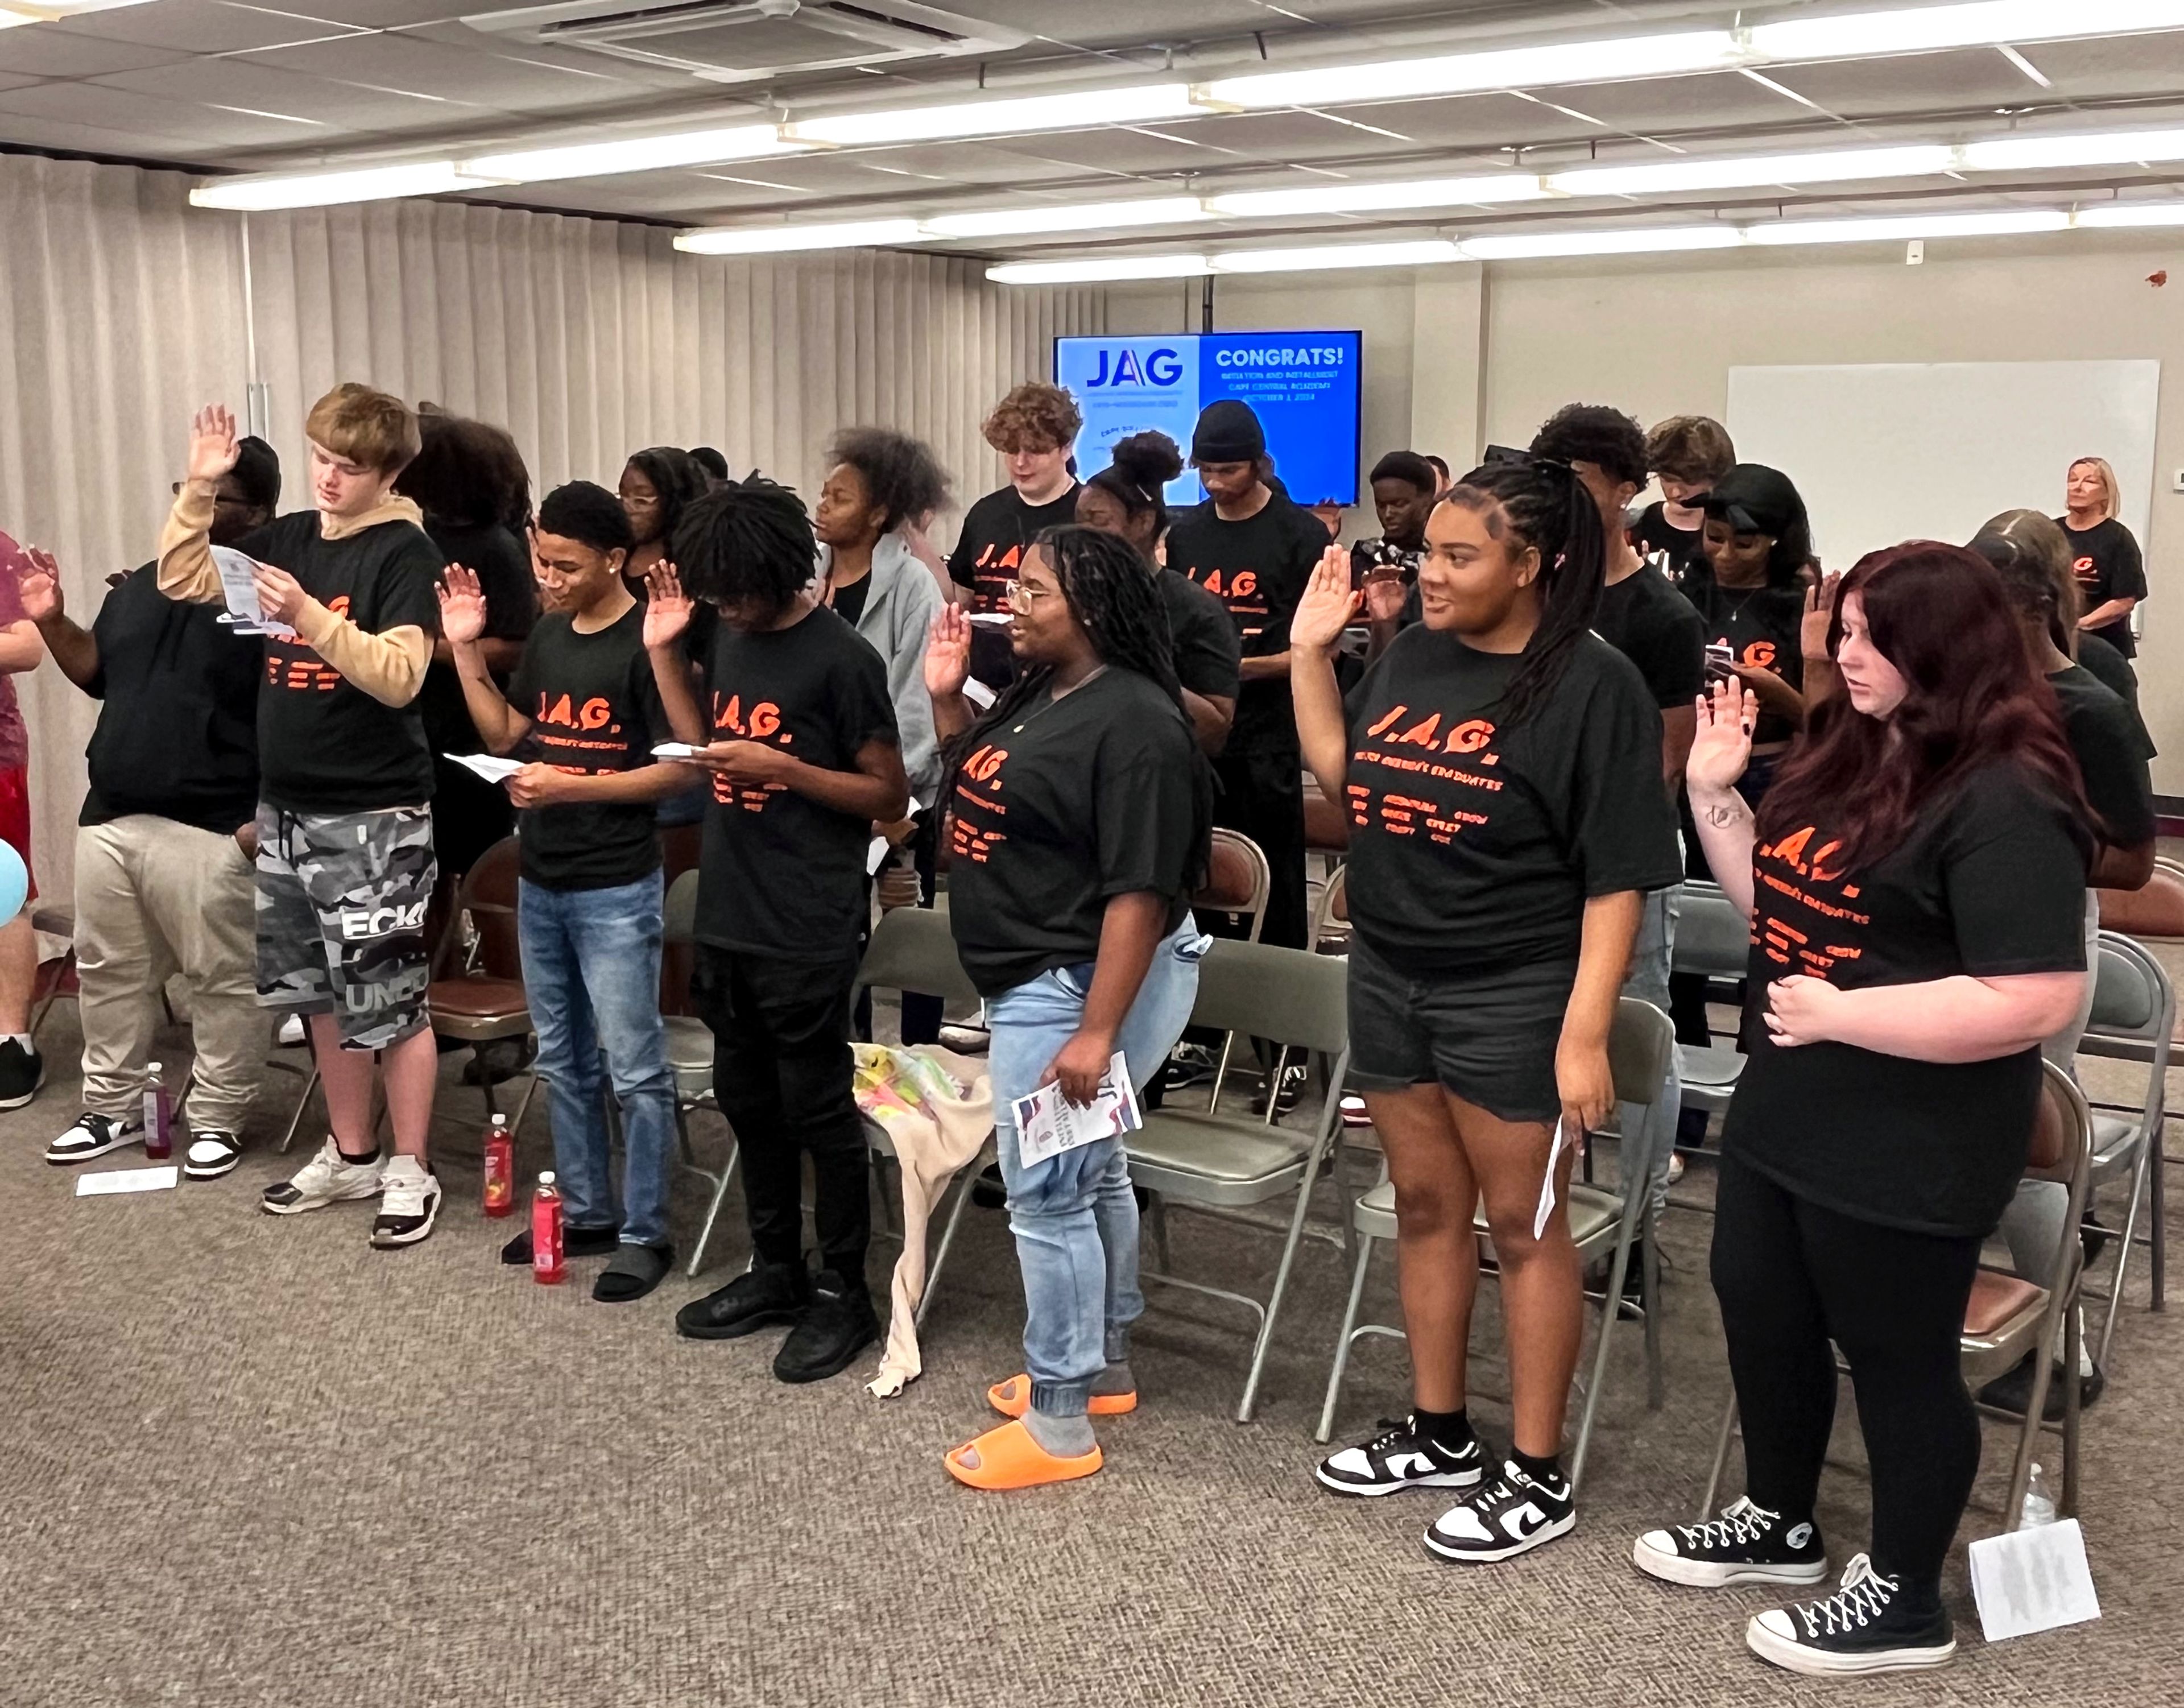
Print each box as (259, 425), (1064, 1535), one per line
(1969, 1519), (2101, 1642)
(75, 1165), (180, 1197)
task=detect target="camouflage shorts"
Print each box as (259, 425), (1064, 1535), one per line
(256, 804), (437, 1051)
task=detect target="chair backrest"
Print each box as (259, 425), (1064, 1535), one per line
(2095, 855), (2184, 941)
(2025, 1058), (2095, 1193)
(857, 904), (982, 1006)
(1672, 881), (1749, 981)
(1302, 792), (1350, 854)
(434, 836), (524, 981)
(1310, 862), (1351, 952)
(663, 869), (701, 946)
(661, 821), (704, 887)
(1609, 997), (1675, 1112)
(1185, 937), (1349, 1057)
(1194, 827), (1271, 944)
(2085, 929), (2170, 1044)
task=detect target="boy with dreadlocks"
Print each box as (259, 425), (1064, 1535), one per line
(644, 476), (909, 1384)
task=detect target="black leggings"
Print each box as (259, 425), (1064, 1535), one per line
(1711, 1153), (1983, 1597)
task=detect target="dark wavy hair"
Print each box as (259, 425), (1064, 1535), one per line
(1531, 403), (1648, 487)
(1759, 543), (2096, 870)
(1085, 430), (1184, 543)
(623, 446), (706, 546)
(536, 480), (634, 555)
(1441, 455), (1607, 729)
(670, 474), (816, 616)
(943, 524), (1213, 892)
(824, 427), (953, 534)
(395, 413), (532, 532)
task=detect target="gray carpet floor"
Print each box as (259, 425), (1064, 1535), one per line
(1, 998), (2176, 1708)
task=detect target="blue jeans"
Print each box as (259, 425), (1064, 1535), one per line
(518, 871), (677, 1248)
(1620, 884), (1683, 1219)
(990, 915), (1210, 1417)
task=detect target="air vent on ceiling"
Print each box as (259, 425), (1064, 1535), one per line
(462, 0), (1027, 85)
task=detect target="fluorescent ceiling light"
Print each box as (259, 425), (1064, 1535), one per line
(675, 218), (924, 255)
(1747, 209), (2073, 243)
(1207, 176), (1550, 217)
(189, 161), (503, 211)
(1212, 239), (1464, 274)
(987, 254), (1213, 284)
(2077, 201), (2184, 225)
(1202, 30), (1742, 109)
(1749, 0), (2184, 61)
(1960, 126), (2184, 170)
(922, 197), (1210, 238)
(1549, 143), (1958, 197)
(788, 84), (1210, 147)
(462, 125), (802, 184)
(1457, 225), (1743, 259)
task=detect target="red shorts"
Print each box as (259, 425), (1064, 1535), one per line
(0, 764), (36, 903)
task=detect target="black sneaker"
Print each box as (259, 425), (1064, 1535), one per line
(500, 1224), (620, 1265)
(0, 1038), (45, 1110)
(46, 1111), (143, 1166)
(369, 1156), (442, 1248)
(1251, 1064), (1308, 1116)
(1633, 1496), (1829, 1587)
(1978, 1351), (2105, 1420)
(772, 1271), (878, 1383)
(675, 1260), (809, 1341)
(1315, 1415), (1486, 1498)
(1746, 1554), (1956, 1676)
(1423, 1458), (1575, 1562)
(1161, 1042), (1218, 1090)
(970, 1161), (1007, 1211)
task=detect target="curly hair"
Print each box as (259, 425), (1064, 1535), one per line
(981, 382), (1082, 455)
(536, 480), (634, 556)
(622, 446), (706, 546)
(1531, 403), (1648, 488)
(396, 412), (532, 531)
(1368, 450), (1438, 494)
(1085, 430), (1184, 539)
(669, 474), (816, 615)
(824, 427), (953, 534)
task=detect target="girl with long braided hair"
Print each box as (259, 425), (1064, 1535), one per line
(1288, 453), (1681, 1561)
(925, 524), (1213, 1490)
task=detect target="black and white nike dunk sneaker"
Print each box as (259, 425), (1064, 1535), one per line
(1633, 1496), (1829, 1588)
(1314, 1416), (1486, 1498)
(46, 1110), (143, 1166)
(1423, 1459), (1575, 1563)
(1745, 1554), (1956, 1677)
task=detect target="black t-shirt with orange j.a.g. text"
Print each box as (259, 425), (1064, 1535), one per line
(1340, 627), (1681, 976)
(693, 604), (899, 960)
(1724, 764), (2090, 1238)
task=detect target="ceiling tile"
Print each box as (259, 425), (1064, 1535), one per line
(30, 0), (364, 54)
(92, 59), (431, 133)
(0, 24), (196, 77)
(2015, 32), (2184, 100)
(1762, 47), (2054, 117)
(0, 78), (321, 147)
(249, 30), (597, 110)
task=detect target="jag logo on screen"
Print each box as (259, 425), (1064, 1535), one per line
(1083, 346), (1185, 388)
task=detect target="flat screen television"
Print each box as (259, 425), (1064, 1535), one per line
(1053, 330), (1363, 507)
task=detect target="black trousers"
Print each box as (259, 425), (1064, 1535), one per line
(1712, 1153), (1983, 1597)
(693, 944), (870, 1293)
(1210, 750), (1308, 952)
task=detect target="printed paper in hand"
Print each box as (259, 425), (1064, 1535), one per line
(1970, 1519), (2101, 1643)
(448, 753), (523, 785)
(1012, 1051), (1141, 1169)
(210, 545), (296, 639)
(867, 836), (892, 876)
(651, 742), (704, 760)
(1532, 1116), (1567, 1240)
(76, 1165), (179, 1197)
(962, 679), (998, 710)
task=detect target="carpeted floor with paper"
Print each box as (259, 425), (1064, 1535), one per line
(1, 994), (2175, 1708)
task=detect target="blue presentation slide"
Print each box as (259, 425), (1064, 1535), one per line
(1054, 331), (1363, 507)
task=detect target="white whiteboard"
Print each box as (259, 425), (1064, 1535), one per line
(1725, 361), (2160, 569)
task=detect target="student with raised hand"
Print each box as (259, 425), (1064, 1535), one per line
(923, 525), (1213, 1490)
(1635, 415), (1736, 587)
(646, 477), (908, 1382)
(2056, 456), (2146, 661)
(1687, 464), (1815, 807)
(1290, 455), (1680, 1563)
(28, 440), (277, 1174)
(159, 390), (446, 1247)
(1073, 429), (1239, 754)
(1635, 545), (2091, 1678)
(441, 481), (697, 1302)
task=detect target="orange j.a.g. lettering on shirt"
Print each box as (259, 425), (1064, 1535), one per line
(1350, 705), (1503, 845)
(709, 688), (791, 810)
(949, 742), (1011, 865)
(268, 593), (356, 694)
(1753, 824), (1869, 977)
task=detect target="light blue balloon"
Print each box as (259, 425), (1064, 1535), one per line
(0, 841), (27, 923)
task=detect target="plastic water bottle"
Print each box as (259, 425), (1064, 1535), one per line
(481, 1115), (515, 1218)
(531, 1171), (564, 1285)
(142, 1063), (173, 1161)
(2021, 1462), (2058, 1528)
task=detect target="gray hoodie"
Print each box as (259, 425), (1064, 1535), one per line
(816, 532), (946, 803)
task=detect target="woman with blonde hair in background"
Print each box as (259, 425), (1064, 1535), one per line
(2054, 456), (2146, 664)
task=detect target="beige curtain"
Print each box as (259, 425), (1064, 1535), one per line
(0, 151), (1104, 892)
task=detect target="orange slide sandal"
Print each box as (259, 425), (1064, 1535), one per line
(945, 1420), (1103, 1491)
(987, 1375), (1138, 1420)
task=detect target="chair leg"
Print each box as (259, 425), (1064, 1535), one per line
(1571, 1200), (1641, 1494)
(1149, 1192), (1171, 1269)
(1236, 1127), (1334, 1425)
(2007, 1327), (2062, 1531)
(1316, 1232), (1376, 1444)
(473, 1046), (499, 1123)
(916, 1152), (982, 1331)
(1699, 1391), (1739, 1520)
(687, 1135), (739, 1279)
(278, 1066), (321, 1155)
(2061, 1296), (2083, 1519)
(2152, 1123), (2167, 1312)
(1641, 1197), (1665, 1412)
(2098, 1134), (2153, 1367)
(505, 1066), (542, 1139)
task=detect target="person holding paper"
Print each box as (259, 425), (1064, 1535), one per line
(646, 476), (908, 1383)
(924, 525), (1213, 1491)
(1635, 544), (2091, 1677)
(158, 389), (448, 1248)
(1288, 454), (1679, 1562)
(439, 481), (697, 1301)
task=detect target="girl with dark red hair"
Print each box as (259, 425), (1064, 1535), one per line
(1632, 543), (2092, 1677)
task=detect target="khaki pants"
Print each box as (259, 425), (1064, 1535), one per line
(75, 816), (263, 1130)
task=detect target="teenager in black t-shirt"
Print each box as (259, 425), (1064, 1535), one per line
(646, 477), (908, 1384)
(442, 482), (697, 1303)
(948, 383), (1082, 687)
(1293, 454), (1680, 1564)
(1637, 544), (2091, 1677)
(924, 525), (1212, 1491)
(1355, 450), (1439, 661)
(1073, 429), (1239, 753)
(1690, 465), (1815, 802)
(2057, 457), (2147, 658)
(1635, 414), (1736, 589)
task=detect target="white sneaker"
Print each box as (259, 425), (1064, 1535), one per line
(260, 1138), (383, 1215)
(46, 1110), (144, 1166)
(276, 1013), (306, 1047)
(370, 1155), (442, 1248)
(183, 1129), (244, 1181)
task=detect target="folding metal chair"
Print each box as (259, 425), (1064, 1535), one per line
(1315, 998), (1673, 1490)
(1309, 862), (1350, 956)
(424, 837), (540, 1132)
(1668, 880), (1747, 1120)
(1195, 826), (1271, 945)
(663, 869), (738, 1276)
(28, 900), (77, 1047)
(2073, 929), (2170, 1357)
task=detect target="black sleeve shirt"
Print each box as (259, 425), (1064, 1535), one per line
(2059, 516), (2148, 658)
(1156, 569), (1242, 705)
(1591, 563), (1707, 710)
(2050, 664), (2157, 849)
(1689, 581), (1806, 745)
(1163, 496), (1326, 763)
(948, 485), (1081, 615)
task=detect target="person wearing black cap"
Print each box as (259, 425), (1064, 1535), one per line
(1163, 400), (1329, 1109)
(1689, 464), (1815, 808)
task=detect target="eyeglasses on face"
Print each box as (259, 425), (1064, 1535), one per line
(1002, 579), (1058, 614)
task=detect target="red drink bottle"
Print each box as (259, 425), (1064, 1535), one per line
(531, 1171), (564, 1285)
(142, 1062), (173, 1161)
(482, 1114), (515, 1218)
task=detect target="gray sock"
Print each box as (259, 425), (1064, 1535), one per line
(1022, 1406), (1098, 1458)
(1093, 1359), (1134, 1396)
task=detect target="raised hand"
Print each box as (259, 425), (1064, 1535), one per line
(1290, 544), (1362, 654)
(437, 564), (489, 646)
(187, 404), (241, 486)
(1687, 677), (1757, 796)
(1362, 568), (1408, 625)
(643, 562), (693, 651)
(924, 604), (971, 700)
(1800, 569), (1844, 661)
(18, 547), (62, 625)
